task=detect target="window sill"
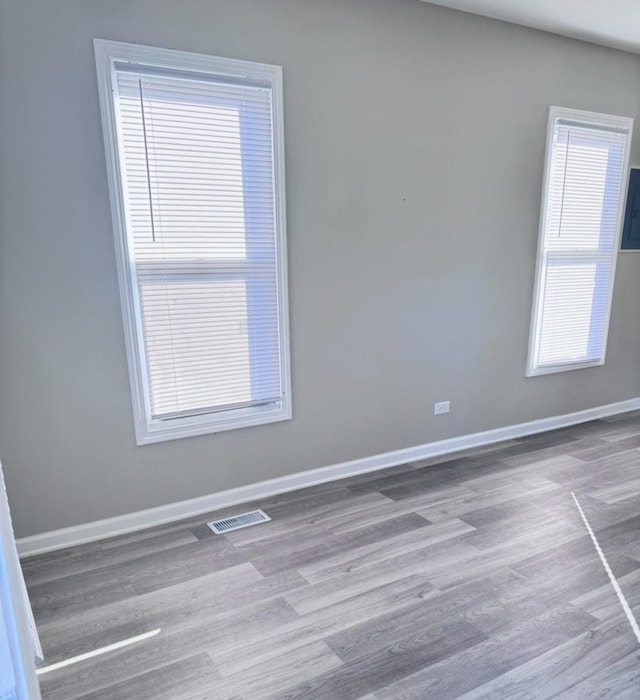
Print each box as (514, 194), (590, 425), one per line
(526, 358), (604, 377)
(134, 402), (292, 445)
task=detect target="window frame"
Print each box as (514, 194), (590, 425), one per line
(526, 106), (633, 378)
(94, 39), (292, 444)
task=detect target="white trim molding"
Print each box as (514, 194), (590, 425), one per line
(17, 396), (640, 558)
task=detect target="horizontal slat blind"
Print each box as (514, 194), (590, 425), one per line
(533, 117), (629, 371)
(114, 69), (283, 420)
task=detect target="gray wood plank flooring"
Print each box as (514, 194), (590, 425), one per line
(23, 411), (640, 698)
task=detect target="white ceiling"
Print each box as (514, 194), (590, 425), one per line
(419, 0), (640, 54)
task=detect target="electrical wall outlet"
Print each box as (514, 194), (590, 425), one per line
(434, 400), (451, 416)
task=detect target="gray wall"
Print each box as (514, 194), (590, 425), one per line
(2, 0), (640, 538)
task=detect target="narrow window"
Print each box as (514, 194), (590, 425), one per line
(94, 40), (291, 443)
(527, 107), (633, 376)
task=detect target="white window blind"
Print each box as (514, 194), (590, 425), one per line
(527, 107), (633, 376)
(95, 41), (291, 443)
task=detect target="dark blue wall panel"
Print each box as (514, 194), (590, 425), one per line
(621, 168), (640, 250)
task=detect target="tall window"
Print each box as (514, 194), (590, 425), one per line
(94, 40), (291, 443)
(527, 107), (633, 376)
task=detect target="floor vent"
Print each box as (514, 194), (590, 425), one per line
(207, 509), (271, 534)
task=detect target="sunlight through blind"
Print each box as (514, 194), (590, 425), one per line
(95, 42), (291, 441)
(529, 109), (632, 375)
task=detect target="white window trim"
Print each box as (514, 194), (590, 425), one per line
(526, 106), (634, 378)
(94, 39), (292, 444)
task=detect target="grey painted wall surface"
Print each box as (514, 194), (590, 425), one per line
(1, 0), (640, 538)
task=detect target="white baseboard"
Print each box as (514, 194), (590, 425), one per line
(17, 396), (640, 558)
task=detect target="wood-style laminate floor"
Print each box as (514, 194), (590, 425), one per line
(23, 412), (640, 699)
